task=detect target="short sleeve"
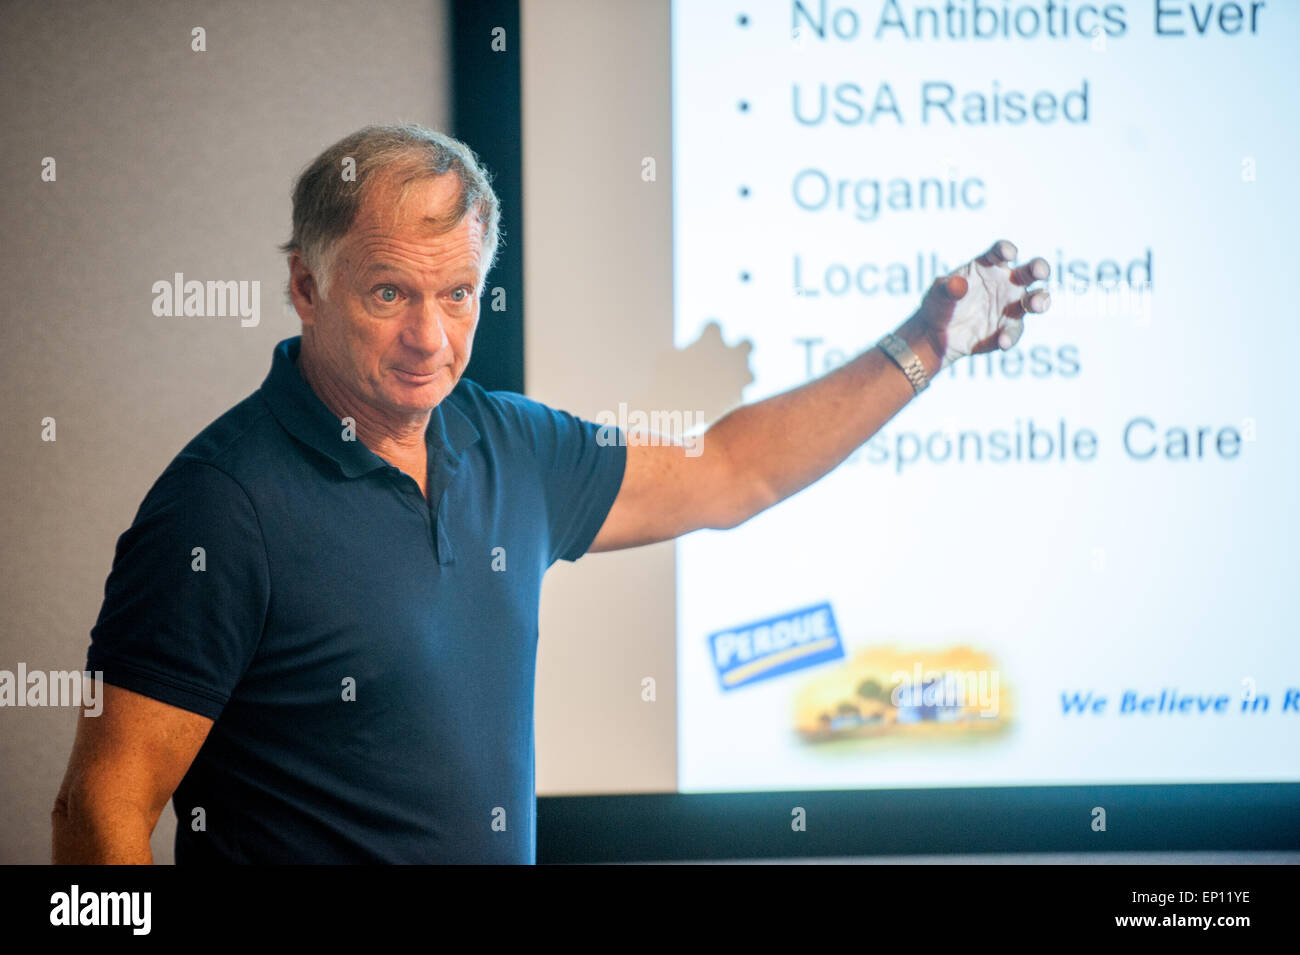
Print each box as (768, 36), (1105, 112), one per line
(539, 406), (627, 564)
(86, 460), (271, 719)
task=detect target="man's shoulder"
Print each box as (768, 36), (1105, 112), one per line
(449, 375), (541, 419)
(449, 376), (543, 434)
(448, 377), (593, 454)
(450, 376), (602, 431)
(158, 389), (283, 493)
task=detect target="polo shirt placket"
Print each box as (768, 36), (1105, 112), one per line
(259, 341), (482, 567)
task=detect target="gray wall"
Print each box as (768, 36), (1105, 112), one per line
(524, 0), (681, 796)
(0, 0), (450, 864)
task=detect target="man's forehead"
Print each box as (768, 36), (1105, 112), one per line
(348, 218), (481, 254)
(354, 171), (467, 230)
(326, 171), (484, 280)
(347, 212), (484, 247)
(357, 255), (479, 281)
(345, 212), (483, 273)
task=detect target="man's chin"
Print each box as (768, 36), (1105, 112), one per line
(385, 378), (451, 412)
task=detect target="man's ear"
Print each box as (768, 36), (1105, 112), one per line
(287, 252), (322, 327)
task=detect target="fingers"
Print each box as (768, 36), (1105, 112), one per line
(975, 316), (1025, 353)
(976, 243), (1051, 294)
(1025, 287), (1051, 314)
(1010, 256), (1050, 287)
(976, 239), (1017, 267)
(960, 241), (1051, 355)
(1002, 286), (1052, 322)
(998, 318), (1024, 350)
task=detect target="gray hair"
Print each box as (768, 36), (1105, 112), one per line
(279, 123), (501, 300)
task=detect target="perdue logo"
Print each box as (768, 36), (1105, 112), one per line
(709, 602), (844, 691)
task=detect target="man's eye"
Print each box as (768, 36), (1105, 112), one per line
(451, 286), (472, 304)
(376, 286), (400, 304)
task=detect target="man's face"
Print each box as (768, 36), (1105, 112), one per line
(297, 171), (485, 421)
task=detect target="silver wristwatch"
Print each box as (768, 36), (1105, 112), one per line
(876, 332), (930, 395)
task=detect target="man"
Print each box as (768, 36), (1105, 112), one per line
(52, 124), (1050, 863)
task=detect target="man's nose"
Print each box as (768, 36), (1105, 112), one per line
(404, 299), (450, 354)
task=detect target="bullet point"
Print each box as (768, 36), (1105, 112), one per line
(737, 14), (749, 27)
(738, 100), (749, 112)
(738, 186), (750, 197)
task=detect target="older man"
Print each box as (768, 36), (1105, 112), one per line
(52, 124), (1050, 864)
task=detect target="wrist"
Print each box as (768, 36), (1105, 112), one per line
(896, 315), (944, 379)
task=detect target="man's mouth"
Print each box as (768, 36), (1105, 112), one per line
(393, 367), (441, 384)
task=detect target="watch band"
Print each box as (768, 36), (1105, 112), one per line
(876, 332), (930, 395)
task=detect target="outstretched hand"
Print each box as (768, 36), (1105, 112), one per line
(912, 240), (1052, 370)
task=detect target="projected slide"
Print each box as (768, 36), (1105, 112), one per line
(672, 0), (1299, 792)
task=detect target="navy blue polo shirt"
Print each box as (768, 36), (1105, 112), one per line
(86, 336), (626, 863)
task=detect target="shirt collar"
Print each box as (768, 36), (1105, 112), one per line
(259, 336), (481, 478)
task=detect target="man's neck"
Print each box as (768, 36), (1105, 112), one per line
(296, 344), (430, 465)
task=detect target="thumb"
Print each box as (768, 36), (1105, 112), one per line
(931, 274), (967, 301)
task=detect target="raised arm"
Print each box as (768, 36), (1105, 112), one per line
(589, 240), (1051, 552)
(52, 683), (213, 864)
